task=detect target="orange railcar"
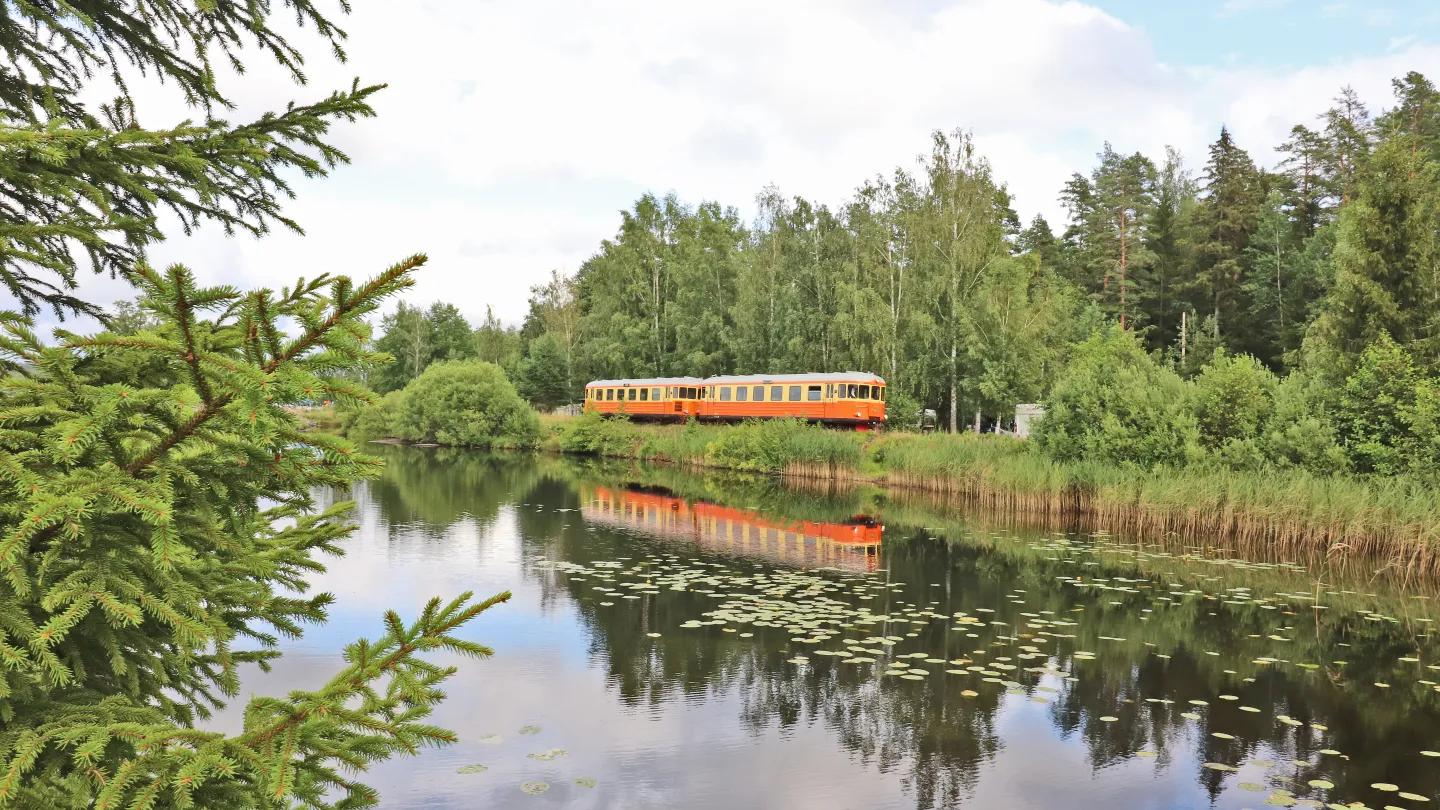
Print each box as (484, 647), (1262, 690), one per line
(580, 485), (882, 573)
(698, 372), (886, 429)
(583, 377), (703, 422)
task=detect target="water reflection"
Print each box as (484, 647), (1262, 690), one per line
(581, 484), (883, 572)
(232, 447), (1440, 810)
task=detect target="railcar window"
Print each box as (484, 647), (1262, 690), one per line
(639, 388), (648, 401)
(652, 387), (661, 400)
(848, 384), (859, 398)
(736, 386), (747, 402)
(753, 385), (764, 401)
(627, 388), (636, 401)
(789, 385), (801, 401)
(807, 385), (822, 402)
(690, 387), (699, 399)
(859, 385), (869, 398)
(720, 387), (732, 402)
(771, 386), (783, 401)
(834, 385), (844, 399)
(606, 389), (614, 401)
(876, 387), (884, 401)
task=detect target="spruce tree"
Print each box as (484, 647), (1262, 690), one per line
(0, 257), (508, 809)
(1191, 126), (1264, 343)
(0, 0), (380, 320)
(0, 4), (508, 807)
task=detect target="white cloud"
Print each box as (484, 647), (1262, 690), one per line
(19, 0), (1440, 333)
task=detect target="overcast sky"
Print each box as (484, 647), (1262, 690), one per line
(28, 0), (1440, 332)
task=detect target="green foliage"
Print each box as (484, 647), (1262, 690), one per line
(702, 419), (864, 473)
(0, 1), (380, 318)
(1257, 371), (1347, 474)
(1192, 350), (1276, 452)
(373, 302), (479, 394)
(518, 332), (573, 410)
(1333, 334), (1439, 475)
(341, 390), (406, 443)
(1032, 327), (1199, 468)
(0, 257), (507, 809)
(393, 360), (541, 448)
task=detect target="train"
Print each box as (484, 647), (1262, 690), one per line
(582, 372), (886, 429)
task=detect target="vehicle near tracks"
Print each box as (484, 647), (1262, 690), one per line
(584, 371), (886, 429)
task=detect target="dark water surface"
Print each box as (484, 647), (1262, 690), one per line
(220, 447), (1440, 809)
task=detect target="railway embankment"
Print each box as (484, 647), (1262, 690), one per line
(543, 413), (1440, 577)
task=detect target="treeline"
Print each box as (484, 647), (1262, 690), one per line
(377, 73), (1440, 446)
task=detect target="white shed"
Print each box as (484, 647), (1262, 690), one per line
(1015, 404), (1045, 439)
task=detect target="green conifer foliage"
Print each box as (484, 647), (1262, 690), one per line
(0, 0), (380, 319)
(0, 255), (508, 809)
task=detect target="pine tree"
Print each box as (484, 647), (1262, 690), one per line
(1376, 71), (1440, 170)
(1276, 125), (1329, 236)
(0, 257), (508, 809)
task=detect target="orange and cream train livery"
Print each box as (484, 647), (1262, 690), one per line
(584, 372), (886, 430)
(580, 485), (883, 573)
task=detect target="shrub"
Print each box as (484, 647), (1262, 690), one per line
(1259, 371), (1347, 474)
(1192, 350), (1276, 451)
(1032, 326), (1199, 468)
(394, 360), (541, 448)
(342, 389), (406, 442)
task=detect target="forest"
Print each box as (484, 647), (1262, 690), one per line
(364, 71), (1440, 479)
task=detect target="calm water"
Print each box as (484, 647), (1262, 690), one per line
(219, 447), (1440, 809)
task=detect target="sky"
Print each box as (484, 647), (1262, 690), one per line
(25, 0), (1440, 332)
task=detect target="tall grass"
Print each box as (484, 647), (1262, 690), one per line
(552, 416), (1440, 575)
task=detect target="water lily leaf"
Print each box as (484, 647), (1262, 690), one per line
(519, 725), (542, 735)
(1371, 783), (1399, 791)
(1099, 716), (1118, 722)
(574, 777), (597, 788)
(520, 781), (549, 794)
(456, 764), (488, 774)
(1308, 780), (1334, 789)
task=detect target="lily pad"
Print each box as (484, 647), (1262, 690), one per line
(1308, 780), (1334, 789)
(518, 725), (542, 735)
(1099, 716), (1118, 722)
(456, 764), (488, 774)
(479, 734), (503, 744)
(1372, 783), (1399, 792)
(520, 780), (549, 794)
(573, 777), (597, 788)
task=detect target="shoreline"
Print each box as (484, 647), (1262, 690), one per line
(355, 416), (1440, 579)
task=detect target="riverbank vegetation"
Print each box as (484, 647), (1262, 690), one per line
(343, 359), (541, 448)
(537, 412), (1440, 574)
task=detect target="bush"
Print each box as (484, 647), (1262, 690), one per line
(394, 360), (542, 448)
(1192, 350), (1276, 451)
(342, 389), (406, 442)
(557, 410), (643, 456)
(1032, 326), (1199, 468)
(1258, 371), (1347, 474)
(1335, 335), (1426, 475)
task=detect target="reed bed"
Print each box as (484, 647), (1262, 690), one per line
(551, 416), (1440, 576)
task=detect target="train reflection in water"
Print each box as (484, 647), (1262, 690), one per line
(580, 485), (883, 572)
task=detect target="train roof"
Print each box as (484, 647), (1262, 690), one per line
(585, 377), (704, 387)
(703, 372), (885, 385)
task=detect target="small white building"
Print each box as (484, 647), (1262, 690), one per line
(1015, 404), (1045, 439)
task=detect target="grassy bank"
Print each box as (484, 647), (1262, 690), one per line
(543, 413), (1440, 576)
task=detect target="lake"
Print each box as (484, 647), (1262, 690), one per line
(219, 446), (1440, 809)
